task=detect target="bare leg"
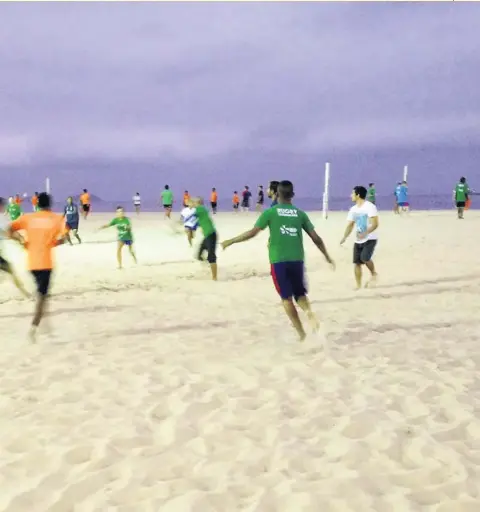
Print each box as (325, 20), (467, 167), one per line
(128, 244), (137, 264)
(186, 230), (193, 247)
(282, 299), (307, 341)
(10, 270), (31, 298)
(66, 231), (73, 245)
(354, 264), (362, 289)
(29, 294), (47, 343)
(210, 263), (218, 281)
(117, 242), (123, 269)
(73, 229), (82, 243)
(364, 260), (378, 288)
(296, 296), (319, 332)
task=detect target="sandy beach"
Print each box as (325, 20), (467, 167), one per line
(0, 209), (479, 512)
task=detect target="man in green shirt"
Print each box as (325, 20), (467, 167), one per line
(161, 185), (174, 219)
(7, 197), (22, 221)
(453, 176), (469, 219)
(99, 207), (137, 269)
(192, 197), (218, 281)
(367, 183), (376, 205)
(222, 180), (335, 342)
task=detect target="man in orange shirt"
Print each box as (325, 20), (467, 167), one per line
(8, 193), (67, 342)
(183, 190), (190, 208)
(210, 188), (218, 215)
(232, 191), (240, 212)
(31, 192), (39, 212)
(80, 189), (91, 220)
(14, 194), (22, 206)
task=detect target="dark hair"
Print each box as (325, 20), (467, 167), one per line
(353, 186), (367, 200)
(212, 187), (216, 191)
(278, 180), (294, 200)
(165, 185), (169, 190)
(116, 206), (124, 210)
(269, 180), (279, 194)
(38, 192), (51, 209)
(259, 185), (263, 189)
(460, 176), (466, 183)
(245, 186), (249, 190)
(83, 189), (87, 193)
(34, 191), (38, 195)
(234, 190), (237, 194)
(369, 183), (374, 187)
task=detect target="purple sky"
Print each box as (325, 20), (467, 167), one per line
(0, 2), (479, 200)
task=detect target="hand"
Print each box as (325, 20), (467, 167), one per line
(221, 240), (232, 250)
(357, 232), (367, 240)
(340, 237), (346, 246)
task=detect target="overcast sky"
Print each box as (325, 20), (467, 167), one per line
(0, 2), (479, 199)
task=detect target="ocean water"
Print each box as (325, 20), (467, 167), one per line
(53, 193), (478, 214)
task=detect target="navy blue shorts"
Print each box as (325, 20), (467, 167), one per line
(271, 261), (307, 300)
(66, 222), (78, 231)
(121, 240), (133, 246)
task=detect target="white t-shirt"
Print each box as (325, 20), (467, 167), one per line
(133, 195), (141, 205)
(181, 207), (198, 229)
(0, 216), (7, 240)
(347, 201), (378, 244)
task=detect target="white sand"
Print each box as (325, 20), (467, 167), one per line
(0, 210), (479, 512)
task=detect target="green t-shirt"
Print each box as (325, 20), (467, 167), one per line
(255, 204), (314, 264)
(455, 183), (469, 202)
(161, 189), (173, 205)
(109, 217), (133, 241)
(8, 203), (22, 221)
(367, 187), (376, 203)
(195, 205), (215, 237)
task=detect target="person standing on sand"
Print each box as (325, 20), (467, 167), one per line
(268, 180), (279, 207)
(241, 186), (251, 212)
(0, 197), (30, 298)
(222, 180), (335, 342)
(393, 182), (401, 214)
(453, 177), (469, 219)
(367, 183), (376, 205)
(133, 192), (141, 215)
(31, 192), (39, 212)
(256, 185), (265, 212)
(191, 197), (218, 281)
(99, 207), (137, 269)
(63, 196), (82, 245)
(341, 185), (379, 290)
(210, 188), (218, 214)
(80, 189), (91, 219)
(183, 191), (190, 208)
(161, 185), (173, 219)
(232, 191), (240, 212)
(397, 181), (409, 213)
(8, 193), (67, 342)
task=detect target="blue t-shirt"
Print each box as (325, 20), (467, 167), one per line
(397, 185), (408, 203)
(64, 203), (79, 224)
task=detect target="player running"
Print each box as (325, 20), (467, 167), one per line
(63, 196), (82, 245)
(191, 197), (218, 281)
(367, 183), (376, 205)
(161, 185), (174, 219)
(7, 196), (22, 221)
(31, 192), (39, 212)
(180, 200), (199, 247)
(222, 180), (335, 342)
(80, 189), (91, 219)
(8, 193), (67, 342)
(99, 207), (137, 269)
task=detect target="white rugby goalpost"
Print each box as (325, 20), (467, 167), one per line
(45, 177), (50, 194)
(322, 162), (330, 220)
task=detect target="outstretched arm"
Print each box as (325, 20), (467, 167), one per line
(222, 227), (262, 249)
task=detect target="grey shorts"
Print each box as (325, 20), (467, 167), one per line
(353, 240), (377, 264)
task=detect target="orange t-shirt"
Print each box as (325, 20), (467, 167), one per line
(14, 197), (22, 205)
(210, 191), (218, 202)
(80, 193), (90, 205)
(10, 211), (65, 270)
(183, 193), (190, 204)
(32, 195), (38, 207)
(232, 194), (240, 204)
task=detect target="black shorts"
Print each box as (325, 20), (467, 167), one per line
(210, 202), (217, 209)
(82, 204), (90, 213)
(233, 204), (239, 210)
(456, 201), (466, 208)
(353, 240), (377, 265)
(241, 202), (249, 208)
(0, 255), (11, 273)
(31, 269), (52, 296)
(163, 204), (172, 210)
(198, 232), (217, 264)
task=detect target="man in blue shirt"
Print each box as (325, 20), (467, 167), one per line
(63, 196), (82, 245)
(394, 182), (402, 214)
(397, 181), (409, 213)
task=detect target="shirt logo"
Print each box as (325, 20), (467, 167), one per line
(277, 208), (298, 217)
(280, 225), (298, 236)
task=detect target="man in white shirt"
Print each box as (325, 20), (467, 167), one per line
(180, 202), (199, 247)
(133, 193), (141, 215)
(340, 185), (379, 289)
